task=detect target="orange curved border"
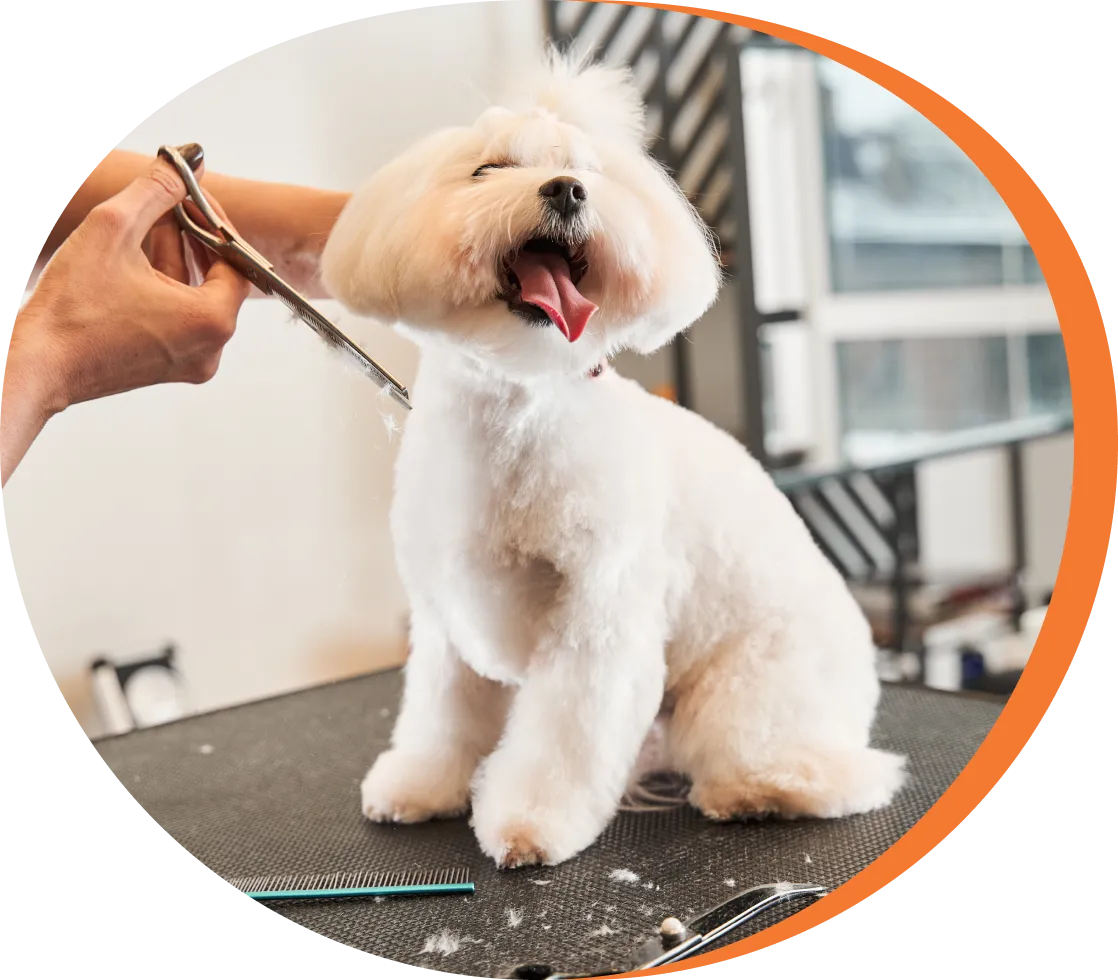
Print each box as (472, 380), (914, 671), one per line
(587, 2), (1118, 973)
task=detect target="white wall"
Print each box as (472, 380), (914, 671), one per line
(4, 1), (544, 737)
(916, 434), (1072, 593)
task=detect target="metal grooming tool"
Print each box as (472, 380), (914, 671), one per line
(156, 143), (412, 411)
(509, 881), (827, 978)
(227, 866), (473, 902)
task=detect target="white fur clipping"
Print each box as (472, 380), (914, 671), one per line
(420, 930), (482, 956)
(375, 382), (401, 441)
(608, 868), (640, 884)
(420, 930), (461, 956)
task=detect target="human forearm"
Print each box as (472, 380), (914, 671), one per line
(200, 165), (350, 297)
(38, 150), (350, 296)
(0, 350), (55, 489)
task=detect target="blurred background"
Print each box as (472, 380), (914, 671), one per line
(3, 1), (1071, 738)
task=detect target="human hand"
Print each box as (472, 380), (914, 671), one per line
(17, 154), (250, 403)
(139, 170), (211, 288)
(2, 155), (251, 484)
(36, 149), (350, 298)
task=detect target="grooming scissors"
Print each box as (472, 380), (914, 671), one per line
(510, 881), (827, 978)
(156, 143), (411, 410)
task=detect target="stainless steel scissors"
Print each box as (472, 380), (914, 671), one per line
(509, 881), (827, 978)
(156, 143), (411, 411)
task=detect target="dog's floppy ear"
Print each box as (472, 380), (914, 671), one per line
(511, 49), (648, 146)
(322, 127), (474, 319)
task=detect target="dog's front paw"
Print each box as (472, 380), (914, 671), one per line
(471, 816), (555, 869)
(470, 759), (614, 868)
(360, 748), (473, 824)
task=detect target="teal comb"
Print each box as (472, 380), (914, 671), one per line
(228, 867), (474, 902)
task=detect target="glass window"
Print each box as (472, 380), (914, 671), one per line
(836, 332), (1070, 459)
(1025, 332), (1072, 415)
(837, 335), (1011, 436)
(818, 59), (1042, 292)
(814, 56), (1067, 461)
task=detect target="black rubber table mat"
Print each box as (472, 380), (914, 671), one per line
(95, 670), (1001, 977)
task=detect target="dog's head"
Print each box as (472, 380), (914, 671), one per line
(322, 55), (721, 380)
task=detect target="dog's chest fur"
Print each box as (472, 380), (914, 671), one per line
(391, 367), (639, 684)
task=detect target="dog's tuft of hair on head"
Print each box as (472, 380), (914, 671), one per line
(503, 46), (648, 147)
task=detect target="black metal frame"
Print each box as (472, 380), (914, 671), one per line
(774, 414), (1071, 679)
(718, 31), (807, 467)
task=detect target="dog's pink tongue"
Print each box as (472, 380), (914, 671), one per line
(511, 251), (597, 342)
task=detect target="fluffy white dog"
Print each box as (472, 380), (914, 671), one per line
(322, 56), (905, 868)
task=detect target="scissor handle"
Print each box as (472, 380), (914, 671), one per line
(157, 143), (277, 291)
(171, 206), (277, 293)
(157, 144), (227, 234)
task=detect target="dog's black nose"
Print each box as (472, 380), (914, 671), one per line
(539, 176), (587, 217)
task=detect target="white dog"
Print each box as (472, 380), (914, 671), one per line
(322, 56), (905, 868)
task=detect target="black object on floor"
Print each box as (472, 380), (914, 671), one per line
(963, 670), (1021, 696)
(95, 670), (1001, 977)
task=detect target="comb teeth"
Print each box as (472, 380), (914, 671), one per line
(227, 866), (472, 894)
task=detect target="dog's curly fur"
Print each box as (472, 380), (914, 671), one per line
(322, 54), (906, 868)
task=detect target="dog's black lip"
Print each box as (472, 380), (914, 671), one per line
(520, 237), (571, 258)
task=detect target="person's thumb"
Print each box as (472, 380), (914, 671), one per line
(98, 156), (199, 249)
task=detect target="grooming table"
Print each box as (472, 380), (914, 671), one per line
(96, 669), (1001, 976)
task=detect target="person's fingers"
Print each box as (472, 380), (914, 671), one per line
(93, 156), (191, 249)
(204, 191), (240, 235)
(198, 255), (252, 324)
(180, 196), (209, 232)
(144, 213), (191, 284)
(190, 188), (273, 299)
(183, 234), (213, 288)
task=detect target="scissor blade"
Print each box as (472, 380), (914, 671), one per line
(685, 882), (825, 957)
(266, 279), (412, 410)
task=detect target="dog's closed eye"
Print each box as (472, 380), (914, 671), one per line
(472, 162), (517, 178)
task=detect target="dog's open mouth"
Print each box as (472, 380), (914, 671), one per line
(500, 237), (596, 343)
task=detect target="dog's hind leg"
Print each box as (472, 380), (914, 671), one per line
(360, 609), (511, 823)
(668, 630), (906, 822)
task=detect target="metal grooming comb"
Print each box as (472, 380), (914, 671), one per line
(509, 881), (826, 978)
(156, 143), (411, 411)
(227, 866), (473, 902)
